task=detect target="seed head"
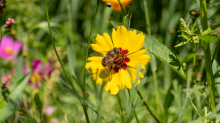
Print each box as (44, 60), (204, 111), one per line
(0, 0), (7, 14)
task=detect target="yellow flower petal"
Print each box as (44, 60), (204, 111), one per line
(90, 69), (104, 85)
(102, 0), (133, 11)
(91, 34), (113, 53)
(104, 69), (132, 94)
(112, 28), (117, 47)
(85, 57), (103, 70)
(115, 25), (129, 49)
(127, 49), (150, 69)
(86, 25), (150, 95)
(124, 32), (145, 54)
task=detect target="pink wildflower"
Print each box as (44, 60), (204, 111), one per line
(0, 35), (22, 60)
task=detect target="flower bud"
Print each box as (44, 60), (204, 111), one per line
(3, 18), (16, 29)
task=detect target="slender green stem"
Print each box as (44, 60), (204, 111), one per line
(67, 0), (76, 76)
(82, 1), (100, 123)
(200, 0), (215, 110)
(143, 0), (161, 117)
(117, 0), (126, 26)
(83, 0), (100, 93)
(190, 19), (196, 71)
(137, 90), (161, 123)
(143, 0), (151, 36)
(117, 94), (125, 123)
(45, 0), (74, 89)
(117, 0), (125, 16)
(87, 106), (108, 123)
(82, 104), (90, 123)
(123, 16), (126, 26)
(127, 89), (139, 123)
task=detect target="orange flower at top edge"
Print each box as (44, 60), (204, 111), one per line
(102, 0), (133, 11)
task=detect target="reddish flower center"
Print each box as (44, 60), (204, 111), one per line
(101, 47), (130, 73)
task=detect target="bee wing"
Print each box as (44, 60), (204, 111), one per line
(99, 68), (110, 79)
(90, 52), (104, 57)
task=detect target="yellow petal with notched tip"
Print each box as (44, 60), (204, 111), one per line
(124, 32), (145, 54)
(127, 49), (150, 70)
(104, 69), (132, 94)
(91, 34), (113, 53)
(85, 57), (103, 70)
(116, 26), (129, 49)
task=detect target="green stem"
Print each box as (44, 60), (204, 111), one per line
(82, 1), (100, 123)
(87, 106), (108, 123)
(45, 0), (74, 89)
(82, 104), (90, 123)
(200, 0), (215, 110)
(127, 89), (139, 123)
(117, 94), (125, 123)
(83, 0), (100, 93)
(143, 0), (161, 117)
(123, 16), (126, 26)
(117, 0), (126, 26)
(137, 90), (161, 123)
(143, 0), (151, 36)
(117, 0), (125, 16)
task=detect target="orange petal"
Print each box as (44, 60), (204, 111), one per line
(102, 0), (133, 11)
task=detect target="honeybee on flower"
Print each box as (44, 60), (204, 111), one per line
(85, 25), (150, 95)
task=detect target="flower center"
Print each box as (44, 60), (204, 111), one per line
(5, 47), (13, 54)
(101, 47), (130, 73)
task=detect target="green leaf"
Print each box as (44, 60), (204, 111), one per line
(15, 56), (23, 82)
(109, 19), (186, 79)
(0, 103), (15, 122)
(174, 39), (191, 47)
(201, 24), (220, 35)
(0, 73), (31, 121)
(198, 35), (220, 43)
(9, 73), (31, 102)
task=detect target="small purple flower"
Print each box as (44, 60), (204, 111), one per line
(3, 18), (16, 29)
(29, 59), (53, 88)
(0, 35), (22, 60)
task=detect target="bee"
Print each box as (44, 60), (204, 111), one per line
(102, 47), (120, 70)
(189, 10), (200, 19)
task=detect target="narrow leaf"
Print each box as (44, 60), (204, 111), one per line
(9, 73), (31, 102)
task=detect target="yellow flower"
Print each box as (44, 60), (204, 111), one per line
(102, 0), (133, 11)
(85, 25), (150, 95)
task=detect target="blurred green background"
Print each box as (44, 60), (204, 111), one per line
(1, 0), (220, 122)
